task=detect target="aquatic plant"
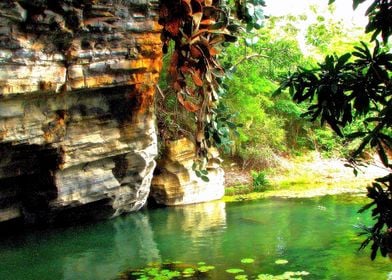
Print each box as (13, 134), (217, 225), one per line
(118, 258), (309, 280)
(257, 271), (309, 280)
(226, 268), (245, 274)
(197, 265), (215, 273)
(119, 261), (213, 280)
(240, 258), (255, 264)
(235, 275), (248, 280)
(274, 259), (289, 265)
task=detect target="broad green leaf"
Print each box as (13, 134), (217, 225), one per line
(182, 268), (195, 275)
(257, 274), (274, 280)
(235, 275), (248, 280)
(377, 144), (389, 167)
(241, 258), (255, 264)
(201, 175), (210, 182)
(198, 265), (215, 272)
(226, 268), (245, 274)
(275, 259), (289, 265)
(336, 53), (351, 69)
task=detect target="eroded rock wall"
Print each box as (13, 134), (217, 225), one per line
(0, 0), (162, 224)
(150, 138), (225, 206)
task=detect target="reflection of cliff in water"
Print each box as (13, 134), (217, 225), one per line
(0, 201), (227, 280)
(61, 213), (161, 280)
(0, 211), (161, 280)
(149, 201), (227, 262)
(61, 202), (227, 279)
(2, 198), (392, 280)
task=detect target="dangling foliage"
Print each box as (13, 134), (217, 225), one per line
(158, 0), (265, 159)
(159, 0), (234, 158)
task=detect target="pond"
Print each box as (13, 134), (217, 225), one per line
(0, 195), (391, 280)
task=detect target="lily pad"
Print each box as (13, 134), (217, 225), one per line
(240, 258), (255, 264)
(256, 274), (274, 280)
(182, 267), (196, 275)
(281, 271), (296, 278)
(226, 268), (245, 274)
(235, 274), (249, 280)
(160, 269), (181, 278)
(198, 265), (215, 272)
(290, 271), (310, 276)
(275, 259), (289, 265)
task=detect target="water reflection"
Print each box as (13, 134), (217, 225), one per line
(61, 212), (162, 280)
(148, 201), (227, 263)
(60, 202), (227, 279)
(113, 213), (161, 265)
(158, 201), (226, 235)
(0, 201), (227, 280)
(0, 197), (391, 280)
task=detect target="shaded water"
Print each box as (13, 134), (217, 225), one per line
(0, 195), (391, 279)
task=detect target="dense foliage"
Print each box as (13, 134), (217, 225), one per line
(219, 6), (370, 168)
(220, 31), (306, 168)
(159, 0), (232, 159)
(278, 0), (392, 259)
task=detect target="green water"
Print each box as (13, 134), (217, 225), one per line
(0, 195), (391, 280)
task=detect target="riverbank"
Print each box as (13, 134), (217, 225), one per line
(223, 152), (389, 202)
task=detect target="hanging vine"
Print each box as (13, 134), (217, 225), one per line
(158, 0), (265, 160)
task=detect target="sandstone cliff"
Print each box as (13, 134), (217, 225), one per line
(0, 0), (162, 224)
(151, 138), (225, 206)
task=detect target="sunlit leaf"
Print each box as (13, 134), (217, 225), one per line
(240, 258), (255, 264)
(192, 12), (203, 31)
(275, 259), (288, 265)
(226, 268), (245, 274)
(182, 267), (195, 275)
(198, 265), (215, 272)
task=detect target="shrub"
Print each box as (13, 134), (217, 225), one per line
(251, 170), (269, 192)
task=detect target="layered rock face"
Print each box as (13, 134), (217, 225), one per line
(0, 0), (162, 224)
(151, 138), (225, 206)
